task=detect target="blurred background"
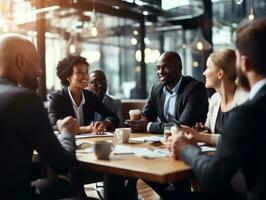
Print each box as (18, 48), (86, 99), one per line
(1, 0), (265, 99)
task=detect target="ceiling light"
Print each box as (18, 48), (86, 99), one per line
(112, 6), (120, 10)
(143, 10), (149, 16)
(193, 61), (199, 67)
(190, 30), (212, 52)
(131, 38), (138, 45)
(144, 37), (150, 44)
(133, 30), (138, 35)
(66, 33), (82, 55)
(91, 24), (98, 37)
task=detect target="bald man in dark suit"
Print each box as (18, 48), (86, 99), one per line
(0, 33), (79, 199)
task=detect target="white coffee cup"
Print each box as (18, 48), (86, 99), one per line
(93, 141), (114, 160)
(114, 128), (131, 143)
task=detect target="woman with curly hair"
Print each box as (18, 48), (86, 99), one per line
(48, 55), (119, 133)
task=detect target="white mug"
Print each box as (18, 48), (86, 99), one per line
(114, 128), (131, 143)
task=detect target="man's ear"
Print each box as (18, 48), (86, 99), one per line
(241, 55), (252, 73)
(15, 54), (25, 73)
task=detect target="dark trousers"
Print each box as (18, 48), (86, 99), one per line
(104, 174), (138, 200)
(145, 180), (190, 200)
(68, 167), (103, 199)
(145, 180), (247, 200)
(154, 191), (247, 200)
(32, 177), (78, 200)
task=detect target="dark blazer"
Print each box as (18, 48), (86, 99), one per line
(181, 84), (266, 200)
(142, 76), (208, 133)
(98, 94), (124, 127)
(0, 78), (75, 199)
(48, 87), (119, 129)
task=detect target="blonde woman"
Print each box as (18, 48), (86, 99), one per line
(182, 48), (249, 145)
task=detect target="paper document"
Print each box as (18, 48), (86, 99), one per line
(113, 145), (170, 158)
(129, 136), (163, 143)
(113, 145), (137, 155)
(76, 147), (94, 154)
(200, 146), (216, 152)
(134, 148), (169, 159)
(75, 132), (113, 139)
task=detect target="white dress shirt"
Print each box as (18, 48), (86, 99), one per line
(68, 87), (85, 126)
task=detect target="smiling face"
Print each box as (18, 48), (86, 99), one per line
(68, 63), (89, 90)
(203, 57), (221, 89)
(88, 71), (107, 99)
(156, 52), (182, 88)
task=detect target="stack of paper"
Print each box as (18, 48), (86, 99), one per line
(129, 135), (163, 143)
(112, 145), (170, 158)
(134, 148), (169, 159)
(75, 132), (113, 139)
(200, 146), (216, 152)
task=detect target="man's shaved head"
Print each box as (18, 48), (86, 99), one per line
(0, 33), (41, 90)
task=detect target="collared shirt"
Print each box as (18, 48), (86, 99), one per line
(147, 76), (182, 132)
(163, 76), (182, 120)
(68, 87), (85, 126)
(249, 78), (266, 100)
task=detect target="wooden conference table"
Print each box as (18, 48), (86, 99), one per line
(76, 133), (193, 184)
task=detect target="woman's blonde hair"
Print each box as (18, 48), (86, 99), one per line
(209, 48), (236, 82)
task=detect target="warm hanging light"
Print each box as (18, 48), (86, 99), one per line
(239, 0), (256, 25)
(247, 7), (255, 21)
(190, 30), (212, 52)
(90, 0), (98, 37)
(91, 23), (98, 37)
(66, 33), (82, 55)
(248, 0), (255, 20)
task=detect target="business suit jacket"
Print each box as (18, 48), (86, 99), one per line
(181, 84), (266, 200)
(102, 94), (124, 127)
(0, 78), (75, 199)
(48, 87), (119, 128)
(205, 88), (249, 133)
(142, 76), (208, 133)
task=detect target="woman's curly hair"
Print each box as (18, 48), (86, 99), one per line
(56, 55), (89, 86)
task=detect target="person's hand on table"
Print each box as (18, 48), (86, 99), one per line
(88, 120), (115, 134)
(169, 131), (197, 159)
(192, 122), (211, 133)
(125, 119), (148, 132)
(89, 122), (106, 134)
(101, 120), (115, 131)
(180, 125), (200, 140)
(57, 116), (79, 136)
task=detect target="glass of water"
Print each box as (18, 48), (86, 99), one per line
(163, 122), (175, 141)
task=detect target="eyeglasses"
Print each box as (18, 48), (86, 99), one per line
(89, 79), (107, 85)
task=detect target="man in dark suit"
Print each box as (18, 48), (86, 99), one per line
(88, 69), (124, 127)
(0, 33), (79, 199)
(169, 18), (266, 200)
(126, 51), (208, 134)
